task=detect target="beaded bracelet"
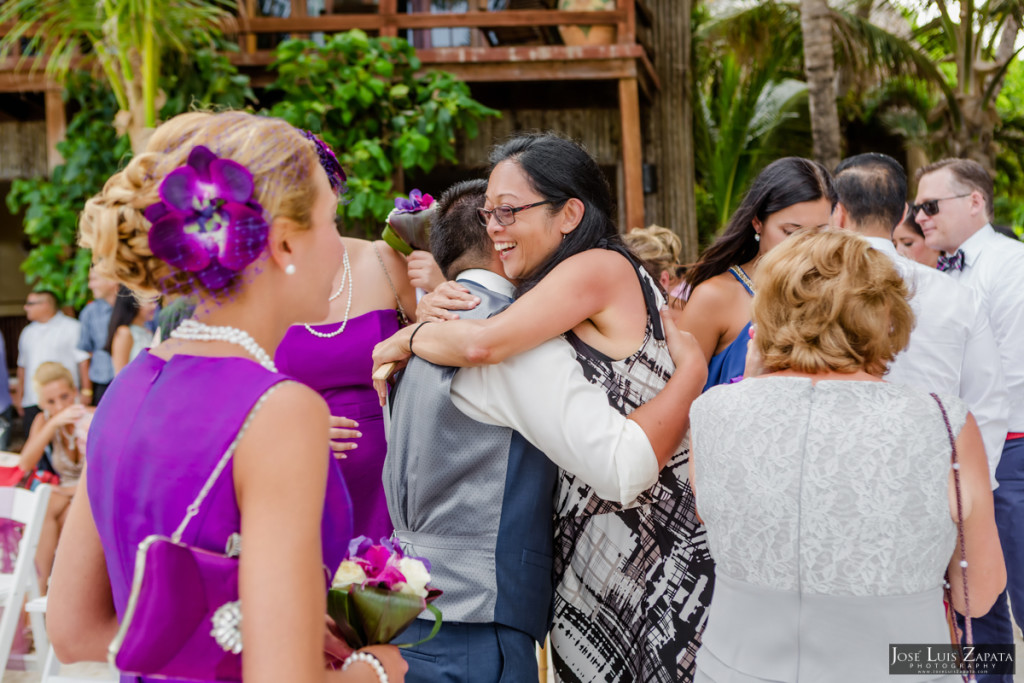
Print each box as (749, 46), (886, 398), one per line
(408, 320), (432, 356)
(341, 651), (389, 682)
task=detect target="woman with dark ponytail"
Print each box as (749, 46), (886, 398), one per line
(679, 157), (836, 390)
(374, 132), (711, 681)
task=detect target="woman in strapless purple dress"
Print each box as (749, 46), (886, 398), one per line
(45, 112), (408, 683)
(277, 236), (416, 540)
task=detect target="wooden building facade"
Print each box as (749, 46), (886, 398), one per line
(0, 0), (696, 318)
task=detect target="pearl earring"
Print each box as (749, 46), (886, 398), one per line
(285, 264), (296, 275)
(754, 233), (761, 242)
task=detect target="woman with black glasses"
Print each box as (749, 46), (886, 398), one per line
(373, 132), (712, 682)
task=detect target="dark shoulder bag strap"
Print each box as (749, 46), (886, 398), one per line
(930, 392), (973, 682)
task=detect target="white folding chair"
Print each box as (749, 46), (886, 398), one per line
(0, 483), (51, 673)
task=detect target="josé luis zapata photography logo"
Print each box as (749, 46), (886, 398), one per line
(889, 644), (1015, 675)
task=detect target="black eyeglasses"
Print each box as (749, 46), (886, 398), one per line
(477, 200), (551, 227)
(911, 193), (971, 217)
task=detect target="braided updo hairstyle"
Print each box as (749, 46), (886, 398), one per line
(79, 111), (322, 299)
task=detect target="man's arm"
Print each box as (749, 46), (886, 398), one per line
(450, 324), (705, 505)
(958, 303), (1008, 487)
(13, 367), (24, 415)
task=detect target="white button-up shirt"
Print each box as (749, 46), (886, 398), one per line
(865, 236), (1009, 485)
(448, 268), (660, 505)
(941, 224), (1024, 434)
(17, 312), (90, 407)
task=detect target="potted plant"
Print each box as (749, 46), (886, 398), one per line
(558, 0), (616, 46)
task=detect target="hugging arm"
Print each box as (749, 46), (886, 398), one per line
(373, 249), (637, 372)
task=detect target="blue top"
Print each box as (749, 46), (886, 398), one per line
(703, 266), (754, 392)
(0, 330), (10, 413)
(77, 299), (114, 384)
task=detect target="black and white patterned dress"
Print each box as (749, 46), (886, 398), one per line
(551, 254), (714, 683)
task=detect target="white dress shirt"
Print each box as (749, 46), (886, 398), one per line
(865, 236), (1009, 485)
(17, 312), (90, 406)
(448, 269), (659, 505)
(942, 225), (1024, 433)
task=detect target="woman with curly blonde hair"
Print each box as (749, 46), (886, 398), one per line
(687, 230), (1005, 682)
(47, 111), (406, 683)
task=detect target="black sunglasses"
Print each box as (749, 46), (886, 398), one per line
(911, 193), (971, 217)
(477, 201), (551, 227)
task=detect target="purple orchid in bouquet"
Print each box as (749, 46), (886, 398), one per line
(382, 189), (437, 255)
(145, 146), (269, 291)
(327, 536), (442, 649)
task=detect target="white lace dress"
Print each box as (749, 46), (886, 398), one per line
(690, 377), (966, 683)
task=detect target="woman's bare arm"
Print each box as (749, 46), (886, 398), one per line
(47, 467), (119, 662)
(111, 326), (132, 375)
(946, 413), (1006, 616)
(373, 249), (641, 374)
(676, 279), (734, 364)
(375, 241), (419, 325)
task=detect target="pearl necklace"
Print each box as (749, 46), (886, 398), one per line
(304, 245), (353, 339)
(171, 319), (278, 373)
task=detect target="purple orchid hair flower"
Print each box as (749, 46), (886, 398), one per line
(300, 129), (346, 193)
(393, 188), (435, 214)
(145, 145), (269, 291)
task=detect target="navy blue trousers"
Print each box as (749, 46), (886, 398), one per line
(957, 437), (1024, 682)
(397, 619), (538, 683)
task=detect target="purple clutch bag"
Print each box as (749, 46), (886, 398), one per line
(109, 535), (242, 681)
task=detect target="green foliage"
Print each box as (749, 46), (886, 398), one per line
(692, 3), (807, 242)
(266, 30), (499, 231)
(7, 53), (254, 309)
(6, 75), (130, 309)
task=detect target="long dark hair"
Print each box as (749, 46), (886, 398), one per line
(104, 286), (141, 353)
(489, 133), (625, 296)
(686, 157), (836, 291)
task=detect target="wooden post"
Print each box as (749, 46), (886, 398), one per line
(619, 76), (644, 232)
(379, 0), (398, 38)
(44, 87), (66, 173)
(643, 0), (697, 260)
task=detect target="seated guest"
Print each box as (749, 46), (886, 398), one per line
(18, 362), (90, 593)
(384, 178), (705, 683)
(689, 230), (1005, 682)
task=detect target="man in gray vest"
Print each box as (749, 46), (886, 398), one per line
(384, 179), (700, 682)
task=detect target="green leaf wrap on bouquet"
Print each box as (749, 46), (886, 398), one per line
(327, 585), (443, 649)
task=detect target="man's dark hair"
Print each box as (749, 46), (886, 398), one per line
(431, 179), (490, 280)
(916, 157), (994, 220)
(30, 290), (59, 311)
(833, 153), (907, 232)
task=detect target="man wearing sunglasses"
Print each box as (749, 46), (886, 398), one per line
(916, 158), (1024, 676)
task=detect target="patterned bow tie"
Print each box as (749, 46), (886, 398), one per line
(937, 249), (965, 272)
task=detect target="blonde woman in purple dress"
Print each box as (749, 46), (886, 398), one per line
(46, 111), (407, 683)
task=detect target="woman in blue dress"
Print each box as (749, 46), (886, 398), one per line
(679, 157), (836, 389)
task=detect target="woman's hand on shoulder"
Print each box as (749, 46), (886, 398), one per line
(661, 308), (707, 388)
(406, 250), (445, 292)
(677, 276), (741, 363)
(416, 281), (480, 322)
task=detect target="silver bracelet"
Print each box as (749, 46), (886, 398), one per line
(341, 651), (389, 682)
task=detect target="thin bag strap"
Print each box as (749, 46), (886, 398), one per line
(171, 382), (284, 542)
(373, 242), (410, 326)
(930, 393), (973, 673)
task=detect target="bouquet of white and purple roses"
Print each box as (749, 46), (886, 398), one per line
(328, 536), (443, 649)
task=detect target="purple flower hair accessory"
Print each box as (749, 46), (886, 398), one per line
(145, 146), (269, 291)
(300, 130), (346, 193)
(394, 188), (434, 213)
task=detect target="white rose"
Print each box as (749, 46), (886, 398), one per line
(332, 560), (367, 589)
(395, 557), (431, 598)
